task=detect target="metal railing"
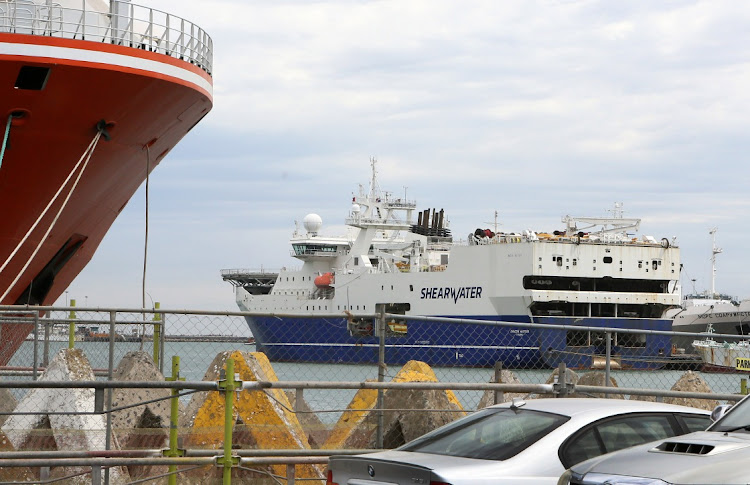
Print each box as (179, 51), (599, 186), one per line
(0, 0), (212, 73)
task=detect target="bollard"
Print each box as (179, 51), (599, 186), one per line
(217, 358), (241, 484)
(152, 302), (161, 368)
(164, 356), (185, 485)
(68, 299), (76, 349)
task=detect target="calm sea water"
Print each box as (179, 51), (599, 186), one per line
(8, 340), (746, 423)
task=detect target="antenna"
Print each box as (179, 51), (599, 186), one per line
(483, 210), (500, 233)
(709, 227), (722, 298)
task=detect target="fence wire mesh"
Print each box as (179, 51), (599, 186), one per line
(0, 306), (747, 482)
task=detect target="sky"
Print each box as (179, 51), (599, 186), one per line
(59, 0), (750, 311)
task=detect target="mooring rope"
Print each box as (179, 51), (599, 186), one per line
(0, 114), (12, 171)
(0, 128), (105, 302)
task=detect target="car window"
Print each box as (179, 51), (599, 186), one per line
(597, 415), (674, 453)
(560, 413), (676, 468)
(399, 407), (569, 461)
(560, 428), (603, 466)
(680, 414), (711, 433)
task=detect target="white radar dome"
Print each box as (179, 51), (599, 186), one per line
(303, 213), (323, 234)
(351, 203), (361, 213)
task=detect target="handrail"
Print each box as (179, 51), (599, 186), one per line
(0, 0), (213, 74)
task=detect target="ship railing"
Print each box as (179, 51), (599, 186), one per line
(0, 0), (212, 74)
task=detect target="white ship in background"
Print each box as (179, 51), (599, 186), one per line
(670, 228), (750, 351)
(223, 161), (682, 369)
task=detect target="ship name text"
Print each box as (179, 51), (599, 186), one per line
(421, 286), (482, 303)
(697, 311), (750, 319)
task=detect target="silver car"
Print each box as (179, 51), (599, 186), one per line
(327, 398), (710, 485)
(559, 395), (750, 485)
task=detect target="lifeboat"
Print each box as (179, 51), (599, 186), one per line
(314, 272), (335, 288)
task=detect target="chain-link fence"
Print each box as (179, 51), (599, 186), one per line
(0, 304), (748, 483)
(3, 305), (748, 412)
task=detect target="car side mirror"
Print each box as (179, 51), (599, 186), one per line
(710, 404), (732, 422)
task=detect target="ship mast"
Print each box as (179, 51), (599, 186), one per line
(710, 227), (722, 298)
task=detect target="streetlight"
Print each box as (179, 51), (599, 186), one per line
(65, 291), (69, 307)
(85, 296), (88, 307)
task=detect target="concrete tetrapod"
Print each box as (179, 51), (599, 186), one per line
(182, 350), (325, 484)
(323, 360), (466, 450)
(1, 348), (129, 484)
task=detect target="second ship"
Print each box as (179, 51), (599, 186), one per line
(224, 162), (681, 369)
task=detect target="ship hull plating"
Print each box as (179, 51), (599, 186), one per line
(0, 34), (212, 364)
(244, 314), (672, 369)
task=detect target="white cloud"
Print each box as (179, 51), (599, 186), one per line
(64, 0), (750, 311)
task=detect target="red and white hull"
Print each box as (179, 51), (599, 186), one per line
(0, 2), (213, 363)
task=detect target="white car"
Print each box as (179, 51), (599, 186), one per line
(326, 398), (710, 485)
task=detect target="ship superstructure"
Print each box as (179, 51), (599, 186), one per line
(0, 1), (213, 363)
(224, 163), (681, 368)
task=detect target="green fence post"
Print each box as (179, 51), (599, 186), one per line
(68, 299), (76, 349)
(217, 358), (240, 484)
(741, 378), (747, 395)
(152, 302), (161, 367)
(164, 356), (185, 485)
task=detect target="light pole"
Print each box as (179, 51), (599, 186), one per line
(65, 291), (69, 306)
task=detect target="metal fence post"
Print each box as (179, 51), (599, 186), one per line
(286, 463), (296, 485)
(32, 311), (39, 380)
(217, 358), (240, 484)
(605, 331), (611, 387)
(164, 356), (185, 485)
(42, 312), (50, 368)
(68, 299), (76, 349)
(92, 388), (104, 484)
(494, 361), (503, 405)
(160, 309), (166, 375)
(556, 362), (569, 397)
(152, 302), (161, 368)
(376, 307), (386, 449)
(105, 310), (116, 485)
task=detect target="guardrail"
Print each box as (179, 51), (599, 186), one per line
(0, 362), (742, 484)
(0, 0), (212, 73)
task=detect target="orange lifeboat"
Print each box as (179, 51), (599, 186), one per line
(314, 272), (335, 288)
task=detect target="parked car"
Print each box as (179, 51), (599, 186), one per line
(326, 398), (710, 485)
(559, 395), (750, 485)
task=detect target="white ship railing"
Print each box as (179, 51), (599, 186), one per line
(0, 0), (212, 74)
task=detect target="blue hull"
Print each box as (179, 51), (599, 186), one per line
(245, 315), (673, 369)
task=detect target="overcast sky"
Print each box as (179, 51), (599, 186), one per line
(60, 0), (750, 311)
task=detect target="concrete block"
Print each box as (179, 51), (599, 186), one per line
(110, 351), (174, 480)
(1, 348), (129, 483)
(323, 360), (466, 450)
(183, 350), (324, 482)
(477, 369), (527, 409)
(664, 370), (719, 410)
(0, 429), (34, 482)
(0, 385), (16, 427)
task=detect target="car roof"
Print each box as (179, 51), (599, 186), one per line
(485, 398), (710, 417)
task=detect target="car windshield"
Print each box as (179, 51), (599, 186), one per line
(398, 407), (569, 461)
(710, 397), (750, 432)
